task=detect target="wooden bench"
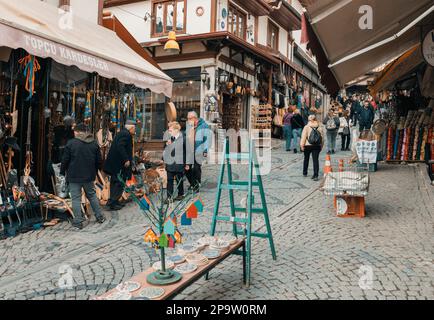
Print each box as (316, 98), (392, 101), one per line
(99, 238), (246, 300)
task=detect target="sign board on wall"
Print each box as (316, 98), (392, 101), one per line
(422, 29), (434, 67)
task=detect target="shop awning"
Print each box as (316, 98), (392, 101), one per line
(369, 44), (424, 96)
(300, 0), (433, 93)
(0, 0), (173, 97)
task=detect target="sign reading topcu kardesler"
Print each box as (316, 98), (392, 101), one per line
(422, 28), (434, 67)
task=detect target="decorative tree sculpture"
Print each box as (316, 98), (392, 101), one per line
(119, 174), (203, 285)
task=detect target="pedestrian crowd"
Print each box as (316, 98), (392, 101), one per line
(60, 111), (209, 230)
(283, 93), (377, 181)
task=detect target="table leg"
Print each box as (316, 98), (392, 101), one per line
(242, 242), (246, 285)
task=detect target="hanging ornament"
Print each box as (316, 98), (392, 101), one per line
(18, 54), (41, 101)
(84, 91), (92, 123)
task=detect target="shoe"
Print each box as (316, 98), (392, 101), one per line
(303, 174), (308, 177)
(96, 216), (106, 224)
(174, 195), (184, 201)
(332, 150), (335, 154)
(312, 176), (319, 181)
(72, 223), (83, 230)
(294, 149), (297, 154)
(109, 204), (123, 211)
(327, 151), (331, 155)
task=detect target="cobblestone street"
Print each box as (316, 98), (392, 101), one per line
(0, 140), (433, 300)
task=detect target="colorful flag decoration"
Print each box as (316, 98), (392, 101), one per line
(144, 228), (157, 243)
(159, 234), (169, 248)
(181, 212), (192, 225)
(163, 218), (176, 235)
(140, 195), (151, 210)
(194, 198), (204, 212)
(168, 236), (175, 248)
(186, 204), (198, 219)
(174, 230), (182, 243)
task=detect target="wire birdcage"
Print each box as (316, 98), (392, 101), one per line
(322, 159), (370, 197)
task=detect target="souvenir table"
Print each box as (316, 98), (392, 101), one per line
(98, 238), (246, 300)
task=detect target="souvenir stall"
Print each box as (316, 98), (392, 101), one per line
(0, 0), (173, 238)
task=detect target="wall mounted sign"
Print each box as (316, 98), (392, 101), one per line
(422, 28), (434, 67)
(196, 6), (204, 17)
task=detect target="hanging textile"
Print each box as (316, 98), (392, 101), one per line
(18, 54), (41, 100)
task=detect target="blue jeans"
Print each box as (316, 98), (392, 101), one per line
(69, 182), (104, 225)
(283, 125), (292, 151)
(326, 130), (338, 152)
(292, 128), (302, 150)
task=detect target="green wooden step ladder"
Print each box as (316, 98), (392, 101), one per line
(210, 137), (276, 286)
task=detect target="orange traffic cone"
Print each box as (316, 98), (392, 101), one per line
(324, 154), (332, 177)
(338, 159), (344, 172)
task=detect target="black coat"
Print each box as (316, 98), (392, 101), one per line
(163, 133), (186, 173)
(60, 134), (102, 183)
(358, 106), (375, 126)
(103, 128), (133, 177)
(291, 114), (305, 129)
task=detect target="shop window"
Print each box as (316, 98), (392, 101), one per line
(152, 0), (185, 37)
(267, 20), (279, 51)
(165, 68), (201, 129)
(228, 5), (246, 40)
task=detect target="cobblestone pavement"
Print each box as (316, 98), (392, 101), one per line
(0, 139), (433, 300)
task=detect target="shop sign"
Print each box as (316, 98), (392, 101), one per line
(356, 140), (377, 164)
(422, 29), (434, 67)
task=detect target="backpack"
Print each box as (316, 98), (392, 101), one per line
(308, 127), (322, 145)
(326, 117), (337, 130)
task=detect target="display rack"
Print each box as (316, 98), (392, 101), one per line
(250, 104), (272, 129)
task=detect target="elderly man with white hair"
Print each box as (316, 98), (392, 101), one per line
(103, 120), (136, 210)
(185, 110), (210, 191)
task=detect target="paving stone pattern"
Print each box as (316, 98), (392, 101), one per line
(0, 140), (433, 300)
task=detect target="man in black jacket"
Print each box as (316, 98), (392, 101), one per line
(61, 123), (105, 229)
(103, 120), (135, 210)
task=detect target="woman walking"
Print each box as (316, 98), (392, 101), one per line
(282, 107), (294, 151)
(323, 109), (340, 154)
(339, 110), (351, 151)
(291, 109), (304, 153)
(300, 115), (324, 181)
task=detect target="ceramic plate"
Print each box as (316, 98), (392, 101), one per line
(197, 235), (216, 246)
(105, 291), (131, 300)
(168, 254), (185, 264)
(210, 240), (230, 251)
(152, 260), (175, 271)
(116, 281), (141, 293)
(174, 263), (198, 274)
(138, 287), (165, 299)
(202, 249), (221, 259)
(185, 253), (209, 266)
(177, 244), (198, 255)
(220, 235), (237, 245)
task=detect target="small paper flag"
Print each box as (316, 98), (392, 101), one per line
(159, 234), (168, 248)
(186, 204), (198, 219)
(181, 212), (192, 225)
(144, 228), (157, 243)
(194, 198), (204, 212)
(140, 195), (151, 210)
(168, 236), (175, 248)
(163, 218), (176, 235)
(174, 230), (182, 243)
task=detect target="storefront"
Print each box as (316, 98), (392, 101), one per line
(0, 0), (173, 234)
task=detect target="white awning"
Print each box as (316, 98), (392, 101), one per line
(0, 0), (173, 97)
(300, 0), (433, 88)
